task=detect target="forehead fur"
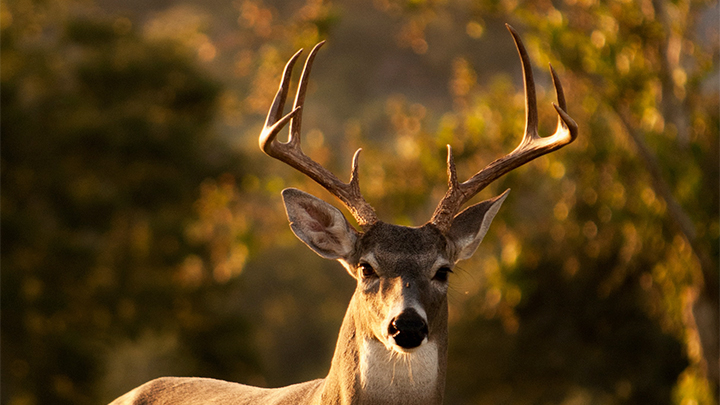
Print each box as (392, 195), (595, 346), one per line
(358, 222), (448, 259)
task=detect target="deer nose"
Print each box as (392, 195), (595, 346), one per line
(388, 309), (428, 349)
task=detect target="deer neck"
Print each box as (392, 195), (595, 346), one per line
(320, 294), (448, 405)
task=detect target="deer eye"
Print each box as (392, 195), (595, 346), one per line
(359, 263), (377, 279)
(432, 266), (453, 283)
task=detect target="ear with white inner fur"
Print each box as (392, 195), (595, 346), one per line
(447, 189), (510, 261)
(282, 188), (359, 260)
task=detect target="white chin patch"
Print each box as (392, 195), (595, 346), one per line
(359, 339), (438, 401)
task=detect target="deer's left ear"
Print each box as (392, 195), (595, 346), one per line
(447, 189), (510, 261)
(282, 188), (359, 260)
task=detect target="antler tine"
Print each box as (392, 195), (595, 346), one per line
(259, 42), (379, 229)
(289, 41), (325, 147)
(515, 23), (539, 143)
(550, 64), (578, 139)
(430, 24), (578, 232)
(260, 49), (303, 152)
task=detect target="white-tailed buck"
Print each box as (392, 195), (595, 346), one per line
(110, 24), (577, 405)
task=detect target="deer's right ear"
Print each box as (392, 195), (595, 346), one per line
(282, 188), (358, 260)
(447, 189), (509, 261)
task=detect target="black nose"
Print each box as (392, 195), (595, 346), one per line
(388, 309), (428, 349)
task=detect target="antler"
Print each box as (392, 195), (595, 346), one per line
(430, 24), (578, 232)
(259, 41), (379, 229)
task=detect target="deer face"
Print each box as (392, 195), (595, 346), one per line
(282, 188), (508, 354)
(350, 222), (451, 352)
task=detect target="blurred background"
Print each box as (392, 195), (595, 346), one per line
(2, 0), (718, 404)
